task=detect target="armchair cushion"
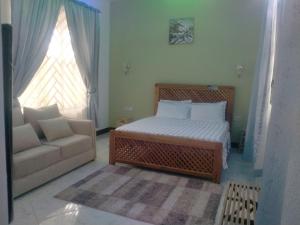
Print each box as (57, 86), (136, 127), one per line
(13, 145), (61, 179)
(44, 134), (93, 159)
(13, 124), (41, 153)
(23, 104), (61, 138)
(38, 117), (74, 142)
(13, 107), (24, 127)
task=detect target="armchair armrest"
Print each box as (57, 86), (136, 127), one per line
(67, 119), (96, 150)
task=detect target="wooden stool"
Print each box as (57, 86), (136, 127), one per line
(216, 182), (260, 225)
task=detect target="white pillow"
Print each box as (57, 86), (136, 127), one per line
(190, 101), (227, 122)
(13, 124), (41, 153)
(13, 107), (24, 127)
(38, 117), (74, 142)
(160, 100), (192, 104)
(23, 104), (61, 138)
(156, 101), (191, 119)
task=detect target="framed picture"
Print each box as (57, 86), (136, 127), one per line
(169, 18), (194, 45)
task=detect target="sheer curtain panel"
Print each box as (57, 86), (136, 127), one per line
(243, 0), (277, 171)
(12, 0), (61, 101)
(64, 0), (101, 127)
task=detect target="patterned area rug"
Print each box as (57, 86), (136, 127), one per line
(55, 165), (222, 225)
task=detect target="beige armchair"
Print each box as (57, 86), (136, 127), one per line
(13, 106), (96, 197)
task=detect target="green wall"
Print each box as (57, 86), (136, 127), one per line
(109, 0), (264, 141)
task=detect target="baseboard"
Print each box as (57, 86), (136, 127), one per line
(96, 127), (114, 136)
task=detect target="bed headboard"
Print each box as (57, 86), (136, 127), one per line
(154, 83), (235, 127)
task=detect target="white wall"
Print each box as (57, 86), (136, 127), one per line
(78, 0), (111, 129)
(256, 0), (300, 224)
(0, 0), (9, 224)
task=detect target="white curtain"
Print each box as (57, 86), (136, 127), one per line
(18, 7), (88, 120)
(64, 0), (101, 127)
(12, 0), (62, 100)
(244, 0), (278, 170)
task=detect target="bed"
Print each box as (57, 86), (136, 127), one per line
(109, 83), (235, 183)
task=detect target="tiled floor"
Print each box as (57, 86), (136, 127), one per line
(11, 134), (259, 225)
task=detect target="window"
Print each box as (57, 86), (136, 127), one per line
(19, 7), (87, 119)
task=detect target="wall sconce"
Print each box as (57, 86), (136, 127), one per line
(123, 62), (131, 76)
(236, 65), (245, 78)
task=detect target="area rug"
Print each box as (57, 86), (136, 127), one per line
(55, 165), (222, 225)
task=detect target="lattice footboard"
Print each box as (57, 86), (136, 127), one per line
(109, 130), (223, 183)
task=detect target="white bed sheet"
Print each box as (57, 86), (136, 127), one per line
(117, 117), (231, 169)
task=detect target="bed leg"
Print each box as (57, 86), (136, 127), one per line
(213, 146), (222, 184)
(213, 174), (221, 184)
(109, 154), (116, 165)
(109, 131), (116, 165)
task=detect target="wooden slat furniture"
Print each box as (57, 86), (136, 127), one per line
(217, 182), (261, 225)
(109, 83), (235, 183)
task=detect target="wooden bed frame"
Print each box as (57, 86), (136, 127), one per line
(109, 83), (235, 183)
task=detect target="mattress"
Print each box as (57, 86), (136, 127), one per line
(117, 116), (231, 169)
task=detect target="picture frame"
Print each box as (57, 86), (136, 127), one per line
(169, 18), (195, 45)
